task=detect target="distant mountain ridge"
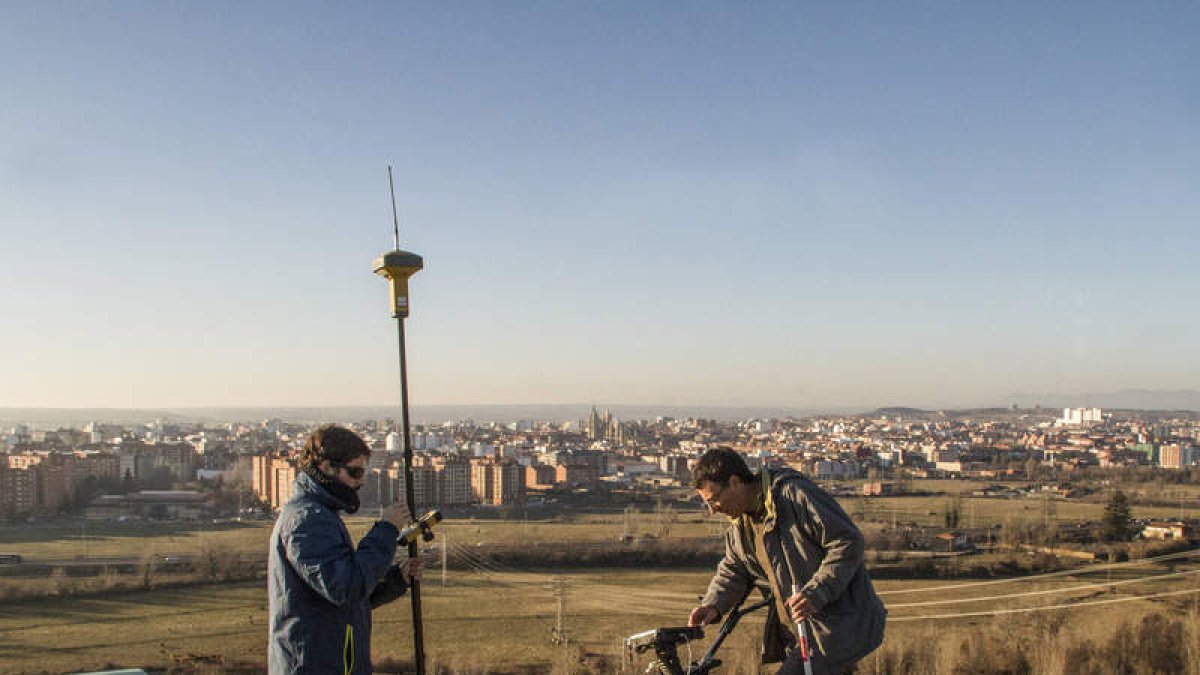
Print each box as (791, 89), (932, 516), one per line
(1006, 388), (1200, 412)
(3, 390), (1195, 428)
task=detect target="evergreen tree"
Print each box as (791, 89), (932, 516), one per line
(1103, 490), (1133, 542)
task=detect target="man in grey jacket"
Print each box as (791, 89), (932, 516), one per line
(268, 424), (421, 674)
(688, 448), (885, 675)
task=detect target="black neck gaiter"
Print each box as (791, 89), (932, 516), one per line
(303, 464), (361, 514)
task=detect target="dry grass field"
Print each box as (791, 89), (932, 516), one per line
(0, 570), (726, 674)
(0, 548), (1198, 673)
(1, 487), (1198, 673)
(3, 490), (1195, 566)
(0, 511), (727, 564)
(864, 495), (1197, 527)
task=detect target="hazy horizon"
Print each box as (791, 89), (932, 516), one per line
(3, 4), (1197, 409)
(4, 387), (1200, 428)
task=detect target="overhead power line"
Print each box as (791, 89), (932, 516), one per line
(879, 548), (1200, 596)
(888, 587), (1200, 622)
(887, 567), (1200, 609)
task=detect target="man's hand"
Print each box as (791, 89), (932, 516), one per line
(400, 555), (424, 583)
(784, 589), (816, 623)
(688, 604), (719, 627)
(381, 502), (411, 529)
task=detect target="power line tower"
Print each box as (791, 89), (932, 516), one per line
(622, 503), (637, 541)
(549, 575), (570, 645)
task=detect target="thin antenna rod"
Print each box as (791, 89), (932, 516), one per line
(388, 165), (401, 249)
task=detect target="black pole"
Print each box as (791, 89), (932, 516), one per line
(395, 316), (425, 675)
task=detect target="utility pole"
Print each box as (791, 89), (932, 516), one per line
(374, 165), (428, 675)
(441, 532), (448, 587)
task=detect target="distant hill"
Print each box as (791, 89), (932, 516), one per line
(1006, 388), (1200, 412)
(859, 406), (1063, 422)
(869, 407), (929, 417)
(3, 390), (1195, 428)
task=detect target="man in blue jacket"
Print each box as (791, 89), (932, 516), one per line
(268, 424), (421, 674)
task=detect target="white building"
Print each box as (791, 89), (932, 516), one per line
(1059, 408), (1102, 427)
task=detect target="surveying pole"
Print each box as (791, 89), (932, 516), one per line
(374, 165), (427, 674)
(790, 585), (815, 675)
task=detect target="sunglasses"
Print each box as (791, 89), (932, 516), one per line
(332, 462), (366, 480)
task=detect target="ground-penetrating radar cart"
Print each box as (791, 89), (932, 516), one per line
(625, 594), (772, 675)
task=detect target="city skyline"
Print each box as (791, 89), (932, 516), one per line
(3, 4), (1198, 410)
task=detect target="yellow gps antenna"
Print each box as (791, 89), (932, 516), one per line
(373, 165), (428, 675)
(374, 166), (424, 318)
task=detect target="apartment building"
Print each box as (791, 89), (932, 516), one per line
(471, 458), (524, 506)
(251, 454), (296, 511)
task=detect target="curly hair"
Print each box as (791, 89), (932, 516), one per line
(691, 447), (754, 488)
(295, 424), (371, 471)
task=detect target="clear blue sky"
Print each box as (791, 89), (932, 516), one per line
(2, 3), (1197, 410)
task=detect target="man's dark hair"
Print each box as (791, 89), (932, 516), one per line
(296, 424), (370, 471)
(691, 447), (754, 488)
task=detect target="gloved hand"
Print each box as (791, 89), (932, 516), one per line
(369, 561), (410, 608)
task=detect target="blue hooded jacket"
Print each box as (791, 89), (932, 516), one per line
(268, 470), (401, 674)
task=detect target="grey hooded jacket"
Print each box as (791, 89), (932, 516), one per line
(268, 471), (401, 674)
(701, 468), (886, 674)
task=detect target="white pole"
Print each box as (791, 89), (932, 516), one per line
(791, 584), (815, 675)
